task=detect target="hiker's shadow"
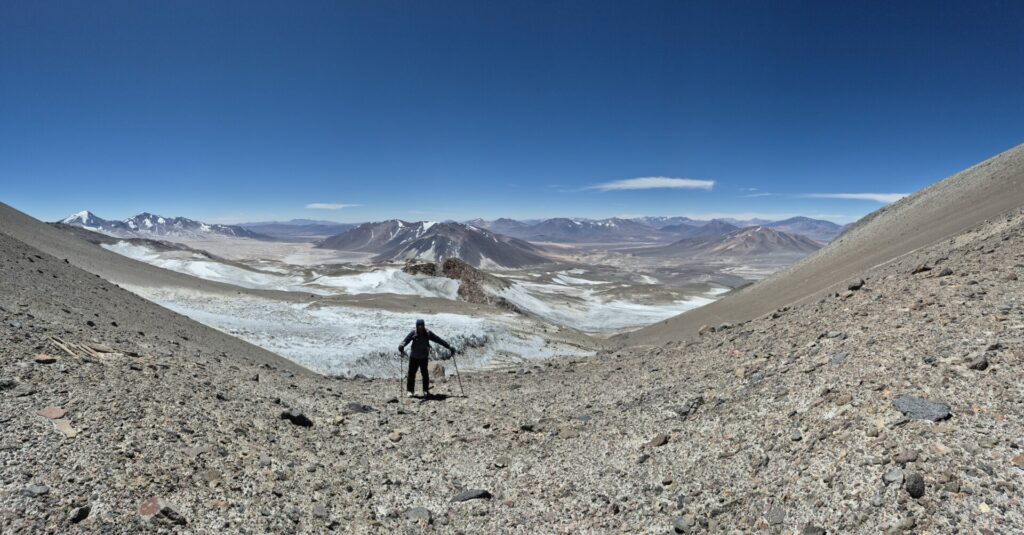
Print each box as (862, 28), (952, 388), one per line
(419, 393), (451, 402)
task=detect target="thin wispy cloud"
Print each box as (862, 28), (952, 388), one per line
(588, 177), (715, 192)
(803, 193), (908, 204)
(742, 192), (778, 198)
(306, 203), (360, 210)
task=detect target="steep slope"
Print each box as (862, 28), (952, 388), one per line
(1, 203), (310, 302)
(316, 220), (421, 251)
(619, 142), (1024, 346)
(0, 225), (309, 375)
(765, 216), (844, 242)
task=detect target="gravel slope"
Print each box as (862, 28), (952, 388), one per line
(3, 202), (1022, 534)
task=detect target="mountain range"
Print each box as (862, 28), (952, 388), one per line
(237, 219), (357, 239)
(635, 226), (823, 258)
(316, 220), (550, 268)
(463, 215), (844, 244)
(59, 211), (269, 240)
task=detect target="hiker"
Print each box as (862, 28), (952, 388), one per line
(399, 319), (454, 397)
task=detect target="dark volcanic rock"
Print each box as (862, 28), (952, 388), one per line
(905, 472), (926, 499)
(280, 409), (314, 427)
(451, 489), (492, 502)
(70, 505), (91, 524)
(892, 396), (951, 421)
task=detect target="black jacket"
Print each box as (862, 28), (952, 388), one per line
(399, 329), (452, 360)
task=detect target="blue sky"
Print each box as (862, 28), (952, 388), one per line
(2, 1), (1022, 225)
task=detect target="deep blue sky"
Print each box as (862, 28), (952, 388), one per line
(2, 1), (1022, 224)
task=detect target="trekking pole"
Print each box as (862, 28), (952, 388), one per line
(450, 349), (466, 397)
(397, 350), (406, 407)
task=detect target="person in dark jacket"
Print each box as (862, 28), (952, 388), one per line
(399, 319), (454, 397)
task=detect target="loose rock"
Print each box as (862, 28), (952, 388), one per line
(904, 472), (925, 499)
(279, 409), (313, 427)
(451, 489), (492, 502)
(892, 395), (951, 421)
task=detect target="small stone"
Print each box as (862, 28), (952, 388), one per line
(344, 402), (375, 414)
(978, 502), (991, 514)
(139, 496), (187, 525)
(673, 514), (696, 533)
(21, 484), (49, 498)
(835, 393), (853, 405)
(451, 489), (491, 502)
(967, 355), (989, 371)
(37, 406), (66, 419)
(52, 419), (78, 438)
(34, 354), (57, 364)
(883, 468), (904, 485)
(894, 449), (918, 465)
(558, 426), (580, 439)
(938, 267), (954, 277)
(404, 507), (432, 524)
(803, 526), (827, 535)
(894, 517), (916, 531)
(493, 456), (510, 468)
(280, 409), (313, 427)
(904, 472), (925, 499)
(646, 434), (669, 448)
(790, 429), (803, 441)
(767, 506), (785, 525)
(388, 431), (402, 443)
(70, 505), (91, 523)
(1011, 455), (1024, 466)
(637, 453), (650, 464)
(892, 395), (951, 421)
(848, 279), (865, 291)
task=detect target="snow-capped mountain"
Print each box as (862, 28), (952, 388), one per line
(58, 211), (270, 240)
(514, 217), (665, 243)
(60, 211), (131, 234)
(317, 220), (549, 268)
(629, 216), (700, 229)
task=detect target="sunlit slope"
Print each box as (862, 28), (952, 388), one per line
(617, 143), (1024, 346)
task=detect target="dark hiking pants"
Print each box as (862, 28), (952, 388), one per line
(407, 357), (429, 394)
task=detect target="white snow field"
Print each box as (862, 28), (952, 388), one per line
(498, 281), (729, 333)
(131, 287), (591, 377)
(102, 242), (459, 299)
